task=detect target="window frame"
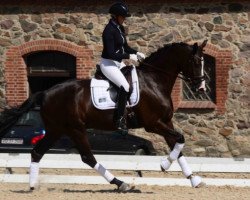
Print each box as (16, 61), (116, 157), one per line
(171, 45), (232, 113)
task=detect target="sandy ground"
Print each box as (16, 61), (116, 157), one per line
(1, 168), (250, 200)
(1, 183), (250, 200)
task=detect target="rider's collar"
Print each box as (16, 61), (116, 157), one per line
(110, 18), (120, 28)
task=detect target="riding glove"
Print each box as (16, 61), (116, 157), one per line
(129, 54), (138, 62)
(136, 52), (146, 61)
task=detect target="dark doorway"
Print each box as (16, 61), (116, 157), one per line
(28, 76), (70, 94)
(24, 51), (76, 94)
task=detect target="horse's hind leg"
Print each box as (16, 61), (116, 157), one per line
(29, 131), (60, 190)
(70, 129), (133, 192)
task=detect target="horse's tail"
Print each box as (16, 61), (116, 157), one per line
(0, 91), (44, 138)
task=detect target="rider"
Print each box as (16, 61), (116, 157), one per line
(100, 2), (145, 131)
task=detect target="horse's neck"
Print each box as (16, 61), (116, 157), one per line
(137, 67), (178, 97)
(142, 55), (180, 92)
(138, 44), (187, 98)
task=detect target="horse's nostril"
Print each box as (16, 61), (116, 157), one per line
(198, 87), (206, 92)
(198, 80), (206, 93)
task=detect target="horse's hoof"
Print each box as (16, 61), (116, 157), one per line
(118, 182), (135, 192)
(195, 181), (206, 188)
(30, 187), (35, 191)
(160, 157), (172, 171)
(191, 176), (205, 188)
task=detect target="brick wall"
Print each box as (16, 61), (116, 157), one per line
(4, 40), (95, 106)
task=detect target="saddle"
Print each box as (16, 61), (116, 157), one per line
(94, 65), (133, 103)
(90, 65), (140, 111)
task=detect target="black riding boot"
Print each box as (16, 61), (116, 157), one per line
(114, 86), (129, 131)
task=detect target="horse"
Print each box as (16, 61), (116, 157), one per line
(0, 40), (208, 192)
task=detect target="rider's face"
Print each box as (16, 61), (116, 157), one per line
(117, 15), (126, 25)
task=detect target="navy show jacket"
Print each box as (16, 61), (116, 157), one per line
(101, 19), (137, 62)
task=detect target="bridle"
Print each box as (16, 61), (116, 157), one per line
(186, 55), (205, 83)
(138, 54), (205, 84)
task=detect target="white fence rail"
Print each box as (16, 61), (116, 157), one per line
(0, 153), (249, 173)
(1, 153), (250, 187)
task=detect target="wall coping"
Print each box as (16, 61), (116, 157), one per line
(0, 0), (247, 6)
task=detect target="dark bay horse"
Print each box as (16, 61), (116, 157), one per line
(0, 40), (207, 191)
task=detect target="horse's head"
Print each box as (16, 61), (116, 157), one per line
(182, 40), (208, 92)
(139, 40), (208, 93)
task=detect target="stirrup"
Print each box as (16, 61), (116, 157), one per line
(116, 117), (127, 131)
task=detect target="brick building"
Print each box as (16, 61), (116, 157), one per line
(0, 0), (249, 157)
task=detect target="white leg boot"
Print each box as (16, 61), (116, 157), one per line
(178, 156), (205, 188)
(160, 157), (172, 171)
(190, 175), (203, 188)
(94, 162), (132, 192)
(29, 162), (39, 190)
(94, 162), (115, 182)
(160, 142), (184, 171)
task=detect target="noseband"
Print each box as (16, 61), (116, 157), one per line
(185, 55), (205, 84)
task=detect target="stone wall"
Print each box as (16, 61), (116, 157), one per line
(0, 1), (249, 157)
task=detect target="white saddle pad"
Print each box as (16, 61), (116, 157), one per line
(90, 66), (140, 110)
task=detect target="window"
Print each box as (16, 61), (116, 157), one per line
(174, 46), (231, 113)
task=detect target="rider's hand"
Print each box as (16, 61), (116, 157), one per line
(136, 52), (146, 61)
(129, 54), (138, 62)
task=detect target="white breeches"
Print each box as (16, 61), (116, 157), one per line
(100, 58), (130, 92)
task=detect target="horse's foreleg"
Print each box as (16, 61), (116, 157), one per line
(161, 128), (185, 171)
(161, 124), (204, 187)
(177, 156), (204, 187)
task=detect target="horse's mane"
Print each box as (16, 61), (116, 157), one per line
(142, 42), (190, 64)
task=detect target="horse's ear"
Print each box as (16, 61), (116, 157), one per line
(192, 42), (198, 54)
(200, 39), (208, 49)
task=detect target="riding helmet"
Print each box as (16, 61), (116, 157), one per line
(109, 2), (131, 17)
